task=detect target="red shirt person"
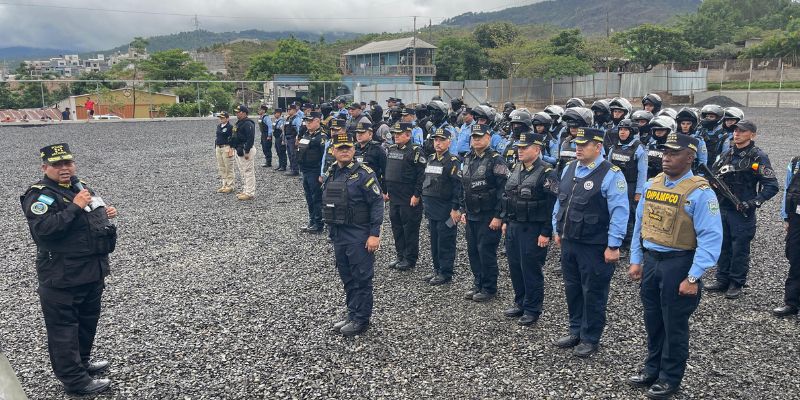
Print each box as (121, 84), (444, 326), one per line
(84, 98), (95, 119)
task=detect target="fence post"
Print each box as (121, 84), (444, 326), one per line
(486, 81), (489, 104)
(720, 60), (726, 95)
(524, 79), (530, 107)
(40, 82), (45, 108)
(550, 78), (554, 104)
(196, 82), (201, 117)
(777, 57), (783, 109)
(746, 58), (753, 107)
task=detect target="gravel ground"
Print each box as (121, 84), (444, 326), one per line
(1, 110), (799, 399)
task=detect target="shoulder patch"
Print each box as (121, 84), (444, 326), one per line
(37, 194), (55, 205)
(30, 184), (45, 190)
(360, 164), (374, 174)
(616, 179), (627, 193)
(610, 165), (621, 172)
(30, 201), (48, 215)
(708, 199), (720, 215)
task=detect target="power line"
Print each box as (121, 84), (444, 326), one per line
(0, 1), (444, 21)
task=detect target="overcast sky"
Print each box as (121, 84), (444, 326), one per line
(0, 0), (537, 50)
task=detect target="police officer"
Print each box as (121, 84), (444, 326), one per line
(298, 111), (326, 233)
(354, 122), (387, 195)
(565, 97), (585, 109)
(556, 107), (594, 175)
(501, 132), (558, 325)
(627, 132), (722, 399)
(552, 127), (629, 358)
(674, 107), (709, 169)
(421, 100), (457, 157)
(631, 110), (654, 145)
(258, 105), (274, 167)
(385, 122), (427, 270)
(642, 93), (663, 114)
(646, 116), (676, 179)
(21, 143), (118, 395)
(607, 119), (647, 249)
(273, 108), (287, 171)
(774, 156), (800, 317)
(284, 104), (302, 176)
(347, 102), (371, 132)
(531, 112), (556, 165)
(697, 104), (729, 167)
(591, 99), (612, 131)
(230, 105), (257, 200)
(421, 128), (463, 285)
(497, 101), (516, 136)
(214, 111), (236, 193)
(455, 108), (476, 158)
(461, 124), (509, 302)
(705, 120), (779, 299)
(323, 131), (384, 337)
(399, 107), (425, 146)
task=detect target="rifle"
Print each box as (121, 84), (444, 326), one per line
(698, 163), (746, 215)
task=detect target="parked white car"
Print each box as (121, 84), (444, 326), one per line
(92, 114), (122, 120)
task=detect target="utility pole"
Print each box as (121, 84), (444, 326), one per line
(193, 15), (200, 31)
(606, 8), (610, 38)
(412, 16), (417, 84)
(429, 19), (432, 43)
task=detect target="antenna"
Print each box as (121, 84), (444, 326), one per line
(193, 14), (200, 31)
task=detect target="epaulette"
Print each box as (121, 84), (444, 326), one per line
(610, 165), (621, 172)
(449, 155), (459, 162)
(30, 184), (45, 190)
(359, 164), (374, 174)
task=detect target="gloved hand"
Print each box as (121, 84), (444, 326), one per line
(737, 199), (760, 213)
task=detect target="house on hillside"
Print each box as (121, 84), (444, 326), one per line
(341, 37), (437, 87)
(55, 89), (178, 119)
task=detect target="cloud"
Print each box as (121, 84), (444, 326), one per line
(0, 0), (535, 50)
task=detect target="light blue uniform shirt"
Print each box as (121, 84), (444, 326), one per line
(456, 121), (475, 154)
(608, 141), (648, 195)
(489, 132), (503, 152)
(274, 116), (285, 131)
(551, 155), (629, 247)
(630, 170), (723, 279)
(260, 115), (273, 138)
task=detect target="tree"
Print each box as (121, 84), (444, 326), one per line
(130, 37), (149, 52)
(520, 55), (593, 79)
(612, 24), (699, 71)
(0, 82), (19, 109)
(742, 19), (800, 59)
(139, 49), (209, 82)
(550, 29), (586, 59)
(473, 22), (520, 49)
(435, 36), (487, 81)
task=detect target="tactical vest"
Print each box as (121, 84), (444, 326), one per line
(355, 141), (378, 167)
(297, 130), (323, 167)
(323, 145), (335, 173)
(641, 173), (707, 250)
(273, 119), (283, 138)
(609, 140), (641, 184)
(712, 145), (761, 206)
(505, 161), (551, 222)
(385, 144), (417, 184)
(422, 154), (454, 200)
(284, 115), (299, 137)
(647, 142), (665, 179)
(462, 152), (497, 214)
(701, 127), (727, 166)
(322, 166), (370, 225)
(22, 181), (117, 257)
(557, 135), (577, 173)
(555, 161), (611, 245)
(258, 117), (268, 134)
(786, 156), (800, 217)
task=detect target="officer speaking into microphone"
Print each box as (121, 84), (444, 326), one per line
(20, 143), (118, 395)
(627, 132), (722, 399)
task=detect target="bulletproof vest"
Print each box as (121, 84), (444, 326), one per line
(372, 121), (387, 142)
(355, 141), (378, 167)
(298, 130), (323, 167)
(462, 152), (497, 214)
(555, 161), (612, 245)
(712, 145), (762, 205)
(258, 118), (268, 134)
(785, 157), (800, 215)
(323, 144), (335, 173)
(385, 144), (417, 184)
(22, 181), (117, 257)
(422, 154), (454, 200)
(557, 135), (577, 174)
(273, 119), (283, 137)
(284, 115), (299, 136)
(641, 173), (708, 250)
(609, 140), (641, 184)
(321, 166), (370, 225)
(647, 142), (665, 179)
(422, 121), (437, 156)
(321, 116), (333, 136)
(504, 161), (551, 222)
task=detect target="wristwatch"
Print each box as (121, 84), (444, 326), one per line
(608, 246), (619, 251)
(687, 275), (699, 284)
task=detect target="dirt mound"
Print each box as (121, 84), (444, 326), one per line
(694, 95), (744, 108)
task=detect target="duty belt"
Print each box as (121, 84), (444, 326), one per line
(645, 249), (695, 260)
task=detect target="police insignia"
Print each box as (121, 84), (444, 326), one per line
(761, 166), (776, 179)
(37, 194), (55, 205)
(493, 163), (508, 176)
(583, 181), (594, 190)
(31, 201), (48, 215)
(616, 179), (626, 192)
(708, 199), (720, 215)
(372, 184), (381, 195)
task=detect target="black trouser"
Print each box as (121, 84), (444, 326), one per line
(427, 217), (457, 278)
(785, 212), (800, 307)
(641, 250), (701, 387)
(37, 280), (104, 390)
(274, 135), (287, 169)
(302, 170), (323, 228)
(466, 217), (502, 294)
(285, 135), (298, 173)
(389, 200), (423, 266)
(716, 208), (756, 288)
(560, 240), (614, 344)
(622, 186), (637, 248)
(505, 221), (548, 316)
(261, 139), (272, 166)
(335, 241), (375, 323)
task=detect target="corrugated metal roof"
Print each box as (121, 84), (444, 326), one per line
(344, 37), (436, 56)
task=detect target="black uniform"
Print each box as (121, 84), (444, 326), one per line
(284, 113), (301, 174)
(421, 151), (463, 281)
(21, 176), (116, 391)
(258, 114), (273, 167)
(273, 116), (287, 170)
(782, 157), (800, 311)
(355, 140), (388, 193)
(385, 142), (426, 268)
(502, 159), (558, 317)
(230, 118), (256, 157)
(646, 136), (667, 179)
(710, 141), (779, 290)
(298, 127), (326, 230)
(462, 149), (508, 296)
(323, 161), (384, 325)
(216, 121), (233, 147)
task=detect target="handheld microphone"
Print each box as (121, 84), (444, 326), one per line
(70, 176), (92, 212)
